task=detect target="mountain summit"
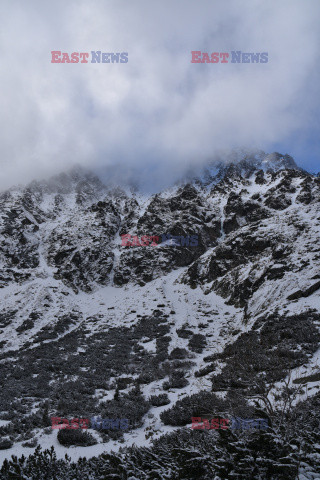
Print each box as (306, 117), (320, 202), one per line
(0, 151), (320, 478)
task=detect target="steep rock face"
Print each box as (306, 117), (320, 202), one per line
(113, 184), (221, 286)
(0, 152), (319, 294)
(0, 151), (320, 466)
(46, 198), (121, 292)
(1, 151), (318, 349)
(0, 168), (123, 292)
(0, 169), (223, 290)
(182, 167), (320, 320)
(0, 190), (42, 284)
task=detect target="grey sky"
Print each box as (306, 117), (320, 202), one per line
(0, 0), (319, 190)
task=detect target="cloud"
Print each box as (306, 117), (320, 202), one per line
(0, 0), (319, 190)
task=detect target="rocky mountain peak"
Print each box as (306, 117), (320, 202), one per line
(193, 150), (300, 188)
(0, 150), (320, 478)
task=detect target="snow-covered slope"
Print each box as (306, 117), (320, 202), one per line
(0, 151), (320, 476)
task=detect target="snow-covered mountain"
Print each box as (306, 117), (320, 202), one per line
(0, 151), (320, 479)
